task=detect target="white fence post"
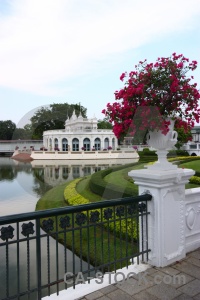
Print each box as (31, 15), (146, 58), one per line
(128, 168), (194, 267)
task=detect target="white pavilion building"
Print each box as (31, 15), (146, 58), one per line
(43, 111), (118, 152)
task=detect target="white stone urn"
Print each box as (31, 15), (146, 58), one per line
(146, 118), (178, 170)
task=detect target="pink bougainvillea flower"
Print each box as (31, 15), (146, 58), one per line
(102, 53), (200, 140)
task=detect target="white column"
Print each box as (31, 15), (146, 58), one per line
(90, 137), (95, 150)
(58, 137), (62, 151)
(128, 168), (194, 267)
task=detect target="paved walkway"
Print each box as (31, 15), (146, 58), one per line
(78, 248), (200, 300)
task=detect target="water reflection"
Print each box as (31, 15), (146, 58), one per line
(0, 157), (136, 215)
(31, 158), (135, 187)
(34, 165), (109, 186)
(0, 165), (16, 181)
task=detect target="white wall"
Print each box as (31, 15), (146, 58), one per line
(185, 187), (200, 253)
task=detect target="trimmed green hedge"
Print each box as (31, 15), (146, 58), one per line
(189, 176), (200, 185)
(64, 177), (138, 240)
(137, 149), (157, 163)
(138, 149), (189, 161)
(89, 163), (139, 199)
(64, 178), (89, 205)
(167, 150), (189, 157)
(138, 150), (157, 156)
(169, 156), (200, 165)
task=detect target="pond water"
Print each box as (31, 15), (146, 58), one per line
(0, 157), (135, 216)
(0, 156), (136, 299)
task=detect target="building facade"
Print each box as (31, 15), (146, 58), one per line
(182, 126), (200, 156)
(191, 126), (200, 143)
(43, 112), (118, 151)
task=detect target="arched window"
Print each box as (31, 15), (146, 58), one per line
(62, 138), (68, 151)
(83, 138), (90, 151)
(94, 138), (101, 150)
(72, 138), (79, 151)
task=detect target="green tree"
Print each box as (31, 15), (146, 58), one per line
(12, 124), (33, 140)
(175, 126), (192, 149)
(30, 103), (87, 139)
(0, 120), (16, 140)
(97, 118), (113, 129)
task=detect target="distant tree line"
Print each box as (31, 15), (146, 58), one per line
(0, 102), (112, 140)
(0, 120), (16, 140)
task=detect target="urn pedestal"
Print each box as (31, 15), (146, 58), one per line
(146, 119), (178, 170)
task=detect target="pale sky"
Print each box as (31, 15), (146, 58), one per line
(0, 0), (200, 128)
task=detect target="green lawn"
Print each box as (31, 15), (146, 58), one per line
(103, 163), (146, 190)
(178, 160), (200, 171)
(35, 182), (68, 211)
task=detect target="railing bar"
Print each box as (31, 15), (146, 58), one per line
(0, 234), (48, 247)
(47, 233), (50, 296)
(125, 206), (129, 268)
(64, 228), (67, 290)
(17, 222), (20, 300)
(80, 226), (83, 274)
(72, 213), (75, 289)
(0, 195), (152, 225)
(107, 211), (110, 272)
(130, 210), (134, 265)
(141, 204), (144, 262)
(146, 201), (149, 261)
(113, 207), (117, 272)
(101, 208), (104, 274)
(56, 216), (59, 295)
(5, 240), (9, 298)
(87, 211), (90, 283)
(136, 206), (139, 265)
(27, 235), (30, 299)
(119, 208), (123, 270)
(94, 224), (97, 273)
(36, 218), (42, 300)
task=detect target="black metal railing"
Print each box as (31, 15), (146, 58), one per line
(0, 194), (152, 300)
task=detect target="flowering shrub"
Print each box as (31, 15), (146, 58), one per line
(102, 53), (200, 139)
(81, 146), (86, 151)
(108, 146), (112, 150)
(54, 147), (59, 151)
